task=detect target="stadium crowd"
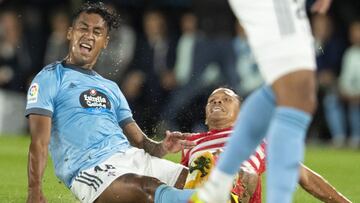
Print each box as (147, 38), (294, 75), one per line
(0, 0), (359, 148)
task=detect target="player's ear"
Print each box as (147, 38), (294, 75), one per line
(67, 27), (73, 40)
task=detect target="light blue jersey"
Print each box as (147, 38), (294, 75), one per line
(25, 61), (133, 187)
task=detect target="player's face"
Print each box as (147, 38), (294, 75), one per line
(205, 88), (240, 129)
(66, 12), (109, 68)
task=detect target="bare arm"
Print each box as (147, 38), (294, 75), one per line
(27, 115), (52, 203)
(122, 121), (168, 157)
(299, 164), (352, 203)
(237, 169), (259, 203)
(122, 122), (195, 158)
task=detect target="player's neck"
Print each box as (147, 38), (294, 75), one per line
(64, 56), (95, 70)
(208, 123), (233, 131)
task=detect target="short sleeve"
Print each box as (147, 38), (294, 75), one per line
(180, 149), (189, 167)
(25, 68), (59, 117)
(115, 86), (134, 127)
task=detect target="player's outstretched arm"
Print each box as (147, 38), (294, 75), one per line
(122, 121), (164, 156)
(123, 122), (195, 158)
(299, 163), (352, 203)
(236, 169), (259, 203)
(27, 115), (52, 203)
(122, 121), (166, 157)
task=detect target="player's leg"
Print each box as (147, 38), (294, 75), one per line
(94, 173), (161, 203)
(226, 0), (317, 202)
(266, 70), (316, 203)
(72, 148), (191, 203)
(95, 173), (194, 203)
(189, 0), (316, 202)
(145, 149), (189, 189)
(156, 168), (195, 203)
(146, 149), (196, 202)
(174, 168), (189, 189)
(95, 153), (191, 203)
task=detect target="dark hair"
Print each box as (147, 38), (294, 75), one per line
(73, 1), (120, 32)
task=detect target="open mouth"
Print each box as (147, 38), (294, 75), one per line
(79, 42), (93, 54)
(211, 106), (224, 113)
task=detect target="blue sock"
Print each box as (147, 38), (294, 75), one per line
(266, 107), (311, 203)
(154, 184), (194, 203)
(218, 85), (276, 175)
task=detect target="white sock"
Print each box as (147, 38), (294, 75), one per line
(197, 168), (234, 203)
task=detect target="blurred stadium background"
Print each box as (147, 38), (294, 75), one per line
(0, 0), (359, 202)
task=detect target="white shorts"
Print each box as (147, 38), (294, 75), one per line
(70, 147), (185, 203)
(229, 0), (316, 84)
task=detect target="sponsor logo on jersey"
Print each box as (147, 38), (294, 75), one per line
(27, 83), (39, 104)
(80, 89), (111, 110)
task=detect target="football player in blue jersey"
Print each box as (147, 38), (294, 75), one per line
(26, 2), (196, 203)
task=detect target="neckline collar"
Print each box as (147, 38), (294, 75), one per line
(208, 127), (233, 134)
(61, 60), (96, 76)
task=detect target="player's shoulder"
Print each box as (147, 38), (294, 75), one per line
(99, 74), (124, 93)
(33, 61), (64, 82)
(102, 76), (121, 92)
(43, 61), (62, 71)
(93, 71), (117, 86)
(93, 72), (125, 97)
(185, 132), (206, 141)
(37, 61), (64, 76)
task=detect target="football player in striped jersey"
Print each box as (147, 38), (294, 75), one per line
(184, 87), (351, 203)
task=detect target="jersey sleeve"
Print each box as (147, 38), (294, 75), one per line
(25, 68), (59, 117)
(180, 148), (190, 166)
(258, 142), (266, 174)
(115, 86), (134, 127)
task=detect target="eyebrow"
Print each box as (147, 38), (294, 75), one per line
(78, 21), (88, 27)
(78, 21), (105, 30)
(94, 27), (105, 31)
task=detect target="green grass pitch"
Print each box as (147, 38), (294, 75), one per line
(0, 135), (359, 202)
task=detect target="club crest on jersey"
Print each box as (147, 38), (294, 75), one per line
(89, 89), (97, 96)
(27, 83), (39, 104)
(80, 89), (111, 110)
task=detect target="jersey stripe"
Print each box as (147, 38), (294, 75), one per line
(273, 0), (295, 36)
(181, 129), (266, 175)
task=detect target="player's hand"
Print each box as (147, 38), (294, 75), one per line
(236, 169), (259, 203)
(311, 0), (332, 14)
(162, 130), (196, 153)
(26, 191), (47, 203)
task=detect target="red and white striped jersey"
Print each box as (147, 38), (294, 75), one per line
(181, 127), (266, 203)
